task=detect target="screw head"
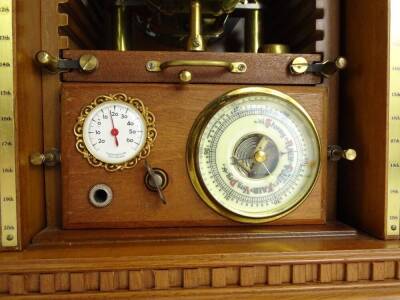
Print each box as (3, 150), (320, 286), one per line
(392, 225), (397, 231)
(238, 64), (247, 72)
(343, 149), (357, 161)
(79, 54), (98, 73)
(6, 234), (14, 241)
(290, 57), (309, 75)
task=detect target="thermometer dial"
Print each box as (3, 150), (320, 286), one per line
(75, 93), (156, 171)
(187, 87), (321, 223)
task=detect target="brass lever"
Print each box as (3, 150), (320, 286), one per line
(328, 145), (357, 162)
(35, 51), (98, 73)
(146, 59), (247, 82)
(290, 56), (347, 78)
(30, 149), (61, 167)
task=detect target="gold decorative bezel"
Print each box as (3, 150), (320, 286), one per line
(186, 87), (322, 224)
(74, 93), (156, 172)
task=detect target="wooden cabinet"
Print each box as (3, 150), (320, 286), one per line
(0, 0), (400, 298)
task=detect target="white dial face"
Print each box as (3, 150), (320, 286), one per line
(195, 92), (320, 220)
(82, 101), (147, 164)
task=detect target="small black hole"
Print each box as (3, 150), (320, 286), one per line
(93, 189), (108, 204)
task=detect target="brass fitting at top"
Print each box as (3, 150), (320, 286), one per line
(187, 0), (205, 52)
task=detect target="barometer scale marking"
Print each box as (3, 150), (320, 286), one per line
(195, 94), (317, 219)
(387, 0), (400, 238)
(0, 0), (18, 248)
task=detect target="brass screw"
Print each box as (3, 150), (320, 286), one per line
(238, 64), (247, 72)
(343, 149), (357, 161)
(290, 57), (309, 75)
(254, 151), (267, 163)
(392, 225), (397, 231)
(30, 153), (45, 166)
(179, 70), (192, 83)
(6, 234), (14, 241)
(79, 54), (98, 73)
(35, 50), (59, 73)
(335, 57), (348, 70)
(192, 38), (201, 48)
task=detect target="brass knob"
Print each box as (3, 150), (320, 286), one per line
(35, 51), (59, 73)
(179, 70), (192, 83)
(328, 145), (357, 162)
(79, 54), (98, 73)
(289, 57), (309, 75)
(320, 57), (347, 77)
(30, 149), (60, 167)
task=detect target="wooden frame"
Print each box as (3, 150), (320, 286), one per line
(1, 0), (400, 299)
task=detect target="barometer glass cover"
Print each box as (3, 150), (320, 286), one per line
(187, 87), (321, 223)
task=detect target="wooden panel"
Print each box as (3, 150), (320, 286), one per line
(0, 274), (8, 293)
(372, 262), (385, 281)
(118, 270), (128, 290)
(61, 84), (327, 229)
(11, 0), (46, 250)
(198, 268), (210, 286)
(240, 267), (256, 287)
(346, 263), (359, 282)
(70, 273), (85, 293)
(169, 269), (182, 288)
(183, 269), (199, 289)
(25, 274), (40, 293)
(292, 265), (306, 284)
(62, 50), (322, 85)
(338, 0), (389, 239)
(154, 270), (170, 290)
(39, 274), (55, 294)
(84, 272), (99, 291)
(268, 266), (281, 285)
(55, 272), (70, 292)
(319, 264), (332, 283)
(129, 271), (144, 291)
(99, 272), (115, 292)
(8, 275), (25, 295)
(212, 268), (227, 288)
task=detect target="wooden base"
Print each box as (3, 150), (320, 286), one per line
(1, 229), (400, 298)
(31, 223), (357, 246)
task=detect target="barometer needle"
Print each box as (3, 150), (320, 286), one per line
(109, 110), (119, 147)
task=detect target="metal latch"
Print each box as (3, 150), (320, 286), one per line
(290, 56), (347, 78)
(35, 50), (98, 73)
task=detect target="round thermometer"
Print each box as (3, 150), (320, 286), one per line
(187, 87), (321, 223)
(74, 93), (156, 171)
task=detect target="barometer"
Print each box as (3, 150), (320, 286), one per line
(74, 93), (156, 172)
(187, 87), (321, 223)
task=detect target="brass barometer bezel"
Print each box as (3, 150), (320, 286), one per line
(74, 93), (157, 172)
(186, 87), (322, 224)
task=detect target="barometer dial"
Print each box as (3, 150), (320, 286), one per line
(187, 87), (321, 223)
(74, 93), (156, 172)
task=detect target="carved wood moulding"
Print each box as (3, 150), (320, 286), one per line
(1, 260), (399, 296)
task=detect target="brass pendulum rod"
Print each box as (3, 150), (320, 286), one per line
(113, 0), (132, 51)
(187, 0), (205, 52)
(245, 5), (262, 53)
